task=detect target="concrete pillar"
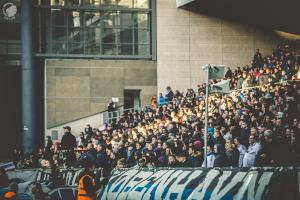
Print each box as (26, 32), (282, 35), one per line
(21, 0), (38, 153)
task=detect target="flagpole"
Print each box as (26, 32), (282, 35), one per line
(204, 64), (210, 168)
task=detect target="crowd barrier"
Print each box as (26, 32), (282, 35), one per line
(99, 167), (300, 200)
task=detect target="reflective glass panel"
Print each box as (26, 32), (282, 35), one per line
(116, 0), (133, 8)
(84, 12), (101, 26)
(133, 0), (148, 8)
(83, 0), (100, 6)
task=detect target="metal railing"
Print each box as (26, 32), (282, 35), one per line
(102, 106), (142, 124)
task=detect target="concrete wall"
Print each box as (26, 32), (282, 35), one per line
(46, 59), (157, 128)
(157, 0), (282, 92)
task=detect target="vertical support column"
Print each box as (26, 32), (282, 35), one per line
(204, 64), (210, 168)
(21, 0), (38, 154)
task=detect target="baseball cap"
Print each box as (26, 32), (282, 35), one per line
(63, 126), (71, 131)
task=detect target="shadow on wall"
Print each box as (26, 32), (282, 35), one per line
(184, 0), (300, 35)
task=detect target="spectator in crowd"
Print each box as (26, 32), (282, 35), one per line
(243, 135), (261, 167)
(77, 132), (87, 147)
(3, 182), (18, 200)
(188, 146), (203, 167)
(61, 126), (76, 151)
(45, 136), (53, 150)
(202, 145), (215, 168)
(213, 144), (228, 167)
(234, 137), (247, 167)
(151, 96), (157, 108)
(61, 126), (76, 167)
(225, 140), (240, 167)
(107, 100), (117, 124)
(158, 93), (166, 106)
(165, 86), (174, 102)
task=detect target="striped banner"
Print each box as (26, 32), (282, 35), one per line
(99, 167), (300, 200)
(0, 162), (15, 171)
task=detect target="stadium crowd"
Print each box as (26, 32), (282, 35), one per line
(10, 44), (300, 173)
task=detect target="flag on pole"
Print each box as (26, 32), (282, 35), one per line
(209, 65), (227, 80)
(210, 79), (231, 94)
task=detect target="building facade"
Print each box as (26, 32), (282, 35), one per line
(0, 0), (284, 152)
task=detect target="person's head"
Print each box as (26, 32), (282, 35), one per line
(250, 127), (257, 136)
(138, 158), (147, 167)
(117, 158), (126, 168)
(96, 144), (104, 152)
(168, 155), (176, 164)
(249, 135), (256, 145)
(207, 145), (214, 153)
(264, 130), (274, 143)
(147, 143), (153, 151)
(234, 137), (241, 146)
(214, 144), (225, 154)
(47, 136), (51, 140)
(225, 140), (234, 151)
(293, 118), (298, 127)
(63, 126), (71, 133)
(79, 132), (84, 138)
(188, 146), (195, 155)
(176, 153), (187, 163)
(87, 143), (94, 150)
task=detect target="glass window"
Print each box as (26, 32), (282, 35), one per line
(83, 0), (100, 6)
(103, 12), (120, 28)
(52, 27), (67, 41)
(116, 0), (133, 8)
(102, 28), (116, 44)
(51, 10), (67, 27)
(120, 13), (132, 27)
(51, 0), (65, 6)
(101, 0), (116, 5)
(69, 27), (83, 43)
(42, 2), (152, 57)
(52, 41), (67, 54)
(103, 43), (117, 55)
(84, 12), (101, 26)
(134, 44), (149, 56)
(120, 27), (133, 43)
(133, 0), (149, 8)
(67, 0), (81, 6)
(68, 11), (81, 27)
(134, 13), (149, 29)
(134, 29), (150, 44)
(68, 42), (84, 54)
(119, 44), (133, 55)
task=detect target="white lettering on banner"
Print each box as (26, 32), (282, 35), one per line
(211, 171), (247, 199)
(233, 172), (256, 200)
(100, 168), (299, 200)
(164, 171), (194, 200)
(105, 169), (140, 200)
(247, 172), (273, 200)
(189, 169), (220, 199)
(208, 171), (233, 199)
(142, 170), (175, 200)
(127, 170), (166, 199)
(118, 171), (153, 200)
